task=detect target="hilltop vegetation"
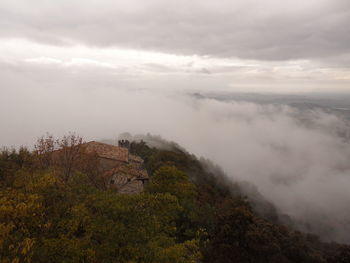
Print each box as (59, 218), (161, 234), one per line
(0, 134), (350, 262)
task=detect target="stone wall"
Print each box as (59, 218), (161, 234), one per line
(98, 158), (124, 172)
(109, 173), (144, 194)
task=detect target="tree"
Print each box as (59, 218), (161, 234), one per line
(146, 166), (196, 202)
(54, 133), (84, 182)
(34, 133), (56, 169)
(33, 133), (100, 185)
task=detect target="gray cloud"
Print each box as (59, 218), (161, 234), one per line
(1, 0), (350, 62)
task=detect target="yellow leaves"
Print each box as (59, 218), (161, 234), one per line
(65, 204), (91, 234)
(146, 166), (197, 202)
(0, 169), (202, 263)
(0, 222), (15, 238)
(26, 172), (60, 192)
(20, 238), (35, 256)
(146, 238), (201, 263)
(43, 222), (52, 230)
(0, 192), (42, 221)
(182, 239), (202, 263)
(2, 238), (35, 263)
(0, 179), (45, 263)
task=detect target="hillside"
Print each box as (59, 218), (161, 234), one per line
(1, 134), (350, 263)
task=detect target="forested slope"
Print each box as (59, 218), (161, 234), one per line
(0, 135), (349, 262)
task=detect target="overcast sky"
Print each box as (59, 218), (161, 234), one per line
(1, 0), (350, 144)
(1, 0), (350, 94)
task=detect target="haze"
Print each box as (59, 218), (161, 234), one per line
(1, 0), (350, 243)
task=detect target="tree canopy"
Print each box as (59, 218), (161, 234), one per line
(0, 135), (349, 262)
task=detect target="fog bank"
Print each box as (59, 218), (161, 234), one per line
(2, 81), (350, 242)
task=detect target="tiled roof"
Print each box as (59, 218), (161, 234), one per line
(83, 141), (129, 162)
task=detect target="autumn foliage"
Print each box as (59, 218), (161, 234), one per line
(0, 134), (349, 262)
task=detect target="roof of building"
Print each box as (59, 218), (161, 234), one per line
(129, 154), (143, 163)
(82, 141), (129, 162)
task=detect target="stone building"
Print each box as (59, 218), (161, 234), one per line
(82, 141), (149, 194)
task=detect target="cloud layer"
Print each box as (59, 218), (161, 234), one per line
(2, 62), (350, 242)
(1, 0), (350, 62)
(1, 1), (350, 94)
(1, 39), (350, 94)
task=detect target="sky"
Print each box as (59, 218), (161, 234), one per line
(1, 0), (350, 95)
(1, 0), (350, 243)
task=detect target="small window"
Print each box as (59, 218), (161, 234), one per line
(127, 178), (131, 182)
(110, 180), (115, 184)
